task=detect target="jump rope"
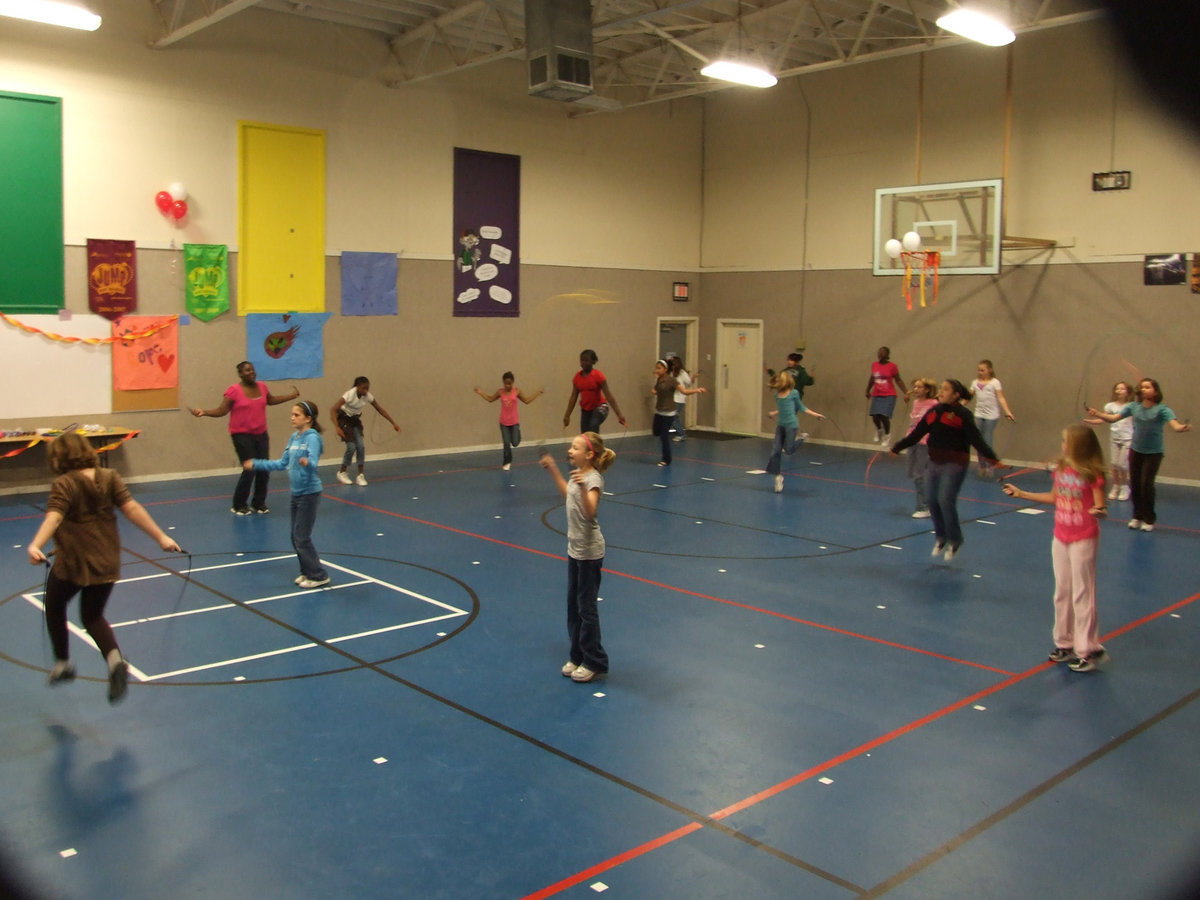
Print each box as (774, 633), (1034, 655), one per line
(36, 545), (193, 677)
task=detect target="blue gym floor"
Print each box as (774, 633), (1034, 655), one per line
(1, 434), (1198, 899)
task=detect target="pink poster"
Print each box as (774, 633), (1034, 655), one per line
(111, 315), (178, 390)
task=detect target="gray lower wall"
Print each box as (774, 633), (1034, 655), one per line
(3, 249), (1195, 495)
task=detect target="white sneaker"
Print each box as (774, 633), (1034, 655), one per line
(298, 576), (331, 588)
(355, 474), (368, 486)
(570, 664), (599, 683)
(1128, 519), (1142, 530)
(1107, 485), (1119, 500)
(1140, 522), (1155, 532)
(502, 463), (511, 471)
(943, 544), (959, 561)
(294, 574), (305, 585)
(336, 471), (352, 485)
(1118, 486), (1130, 501)
(931, 541), (945, 557)
(912, 509), (931, 518)
(774, 474), (784, 493)
(561, 661), (578, 677)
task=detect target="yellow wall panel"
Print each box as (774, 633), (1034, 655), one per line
(237, 122), (326, 313)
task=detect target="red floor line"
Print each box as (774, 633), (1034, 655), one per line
(524, 590), (1200, 899)
(605, 569), (1016, 676)
(520, 666), (1045, 900)
(327, 495), (1016, 676)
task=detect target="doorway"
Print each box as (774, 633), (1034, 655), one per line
(657, 317), (700, 431)
(715, 319), (763, 436)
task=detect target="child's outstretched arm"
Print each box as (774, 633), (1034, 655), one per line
(119, 498), (183, 551)
(600, 381), (626, 426)
(518, 388), (543, 404)
(539, 452), (568, 498)
(475, 387), (500, 402)
(1002, 482), (1054, 505)
(370, 399), (401, 431)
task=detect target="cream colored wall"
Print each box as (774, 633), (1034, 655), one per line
(3, 8), (1198, 492)
(695, 19), (1200, 482)
(0, 2), (703, 269)
(701, 20), (1200, 271)
(0, 1), (703, 492)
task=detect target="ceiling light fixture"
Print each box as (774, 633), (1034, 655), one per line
(701, 2), (777, 89)
(700, 59), (778, 89)
(0, 0), (101, 31)
(935, 9), (1015, 46)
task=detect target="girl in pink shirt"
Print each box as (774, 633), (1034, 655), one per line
(903, 378), (938, 518)
(1003, 424), (1108, 672)
(475, 372), (543, 470)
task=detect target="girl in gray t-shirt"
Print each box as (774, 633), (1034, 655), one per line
(539, 432), (616, 684)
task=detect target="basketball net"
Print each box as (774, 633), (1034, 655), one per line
(900, 250), (940, 310)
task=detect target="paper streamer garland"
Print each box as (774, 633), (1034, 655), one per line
(0, 311), (177, 345)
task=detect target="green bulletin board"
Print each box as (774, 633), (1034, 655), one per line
(0, 91), (64, 314)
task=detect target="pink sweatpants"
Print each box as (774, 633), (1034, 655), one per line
(1051, 536), (1101, 657)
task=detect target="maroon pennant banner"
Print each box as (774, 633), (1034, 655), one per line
(86, 238), (137, 320)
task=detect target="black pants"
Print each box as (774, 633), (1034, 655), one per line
(44, 571), (117, 662)
(1129, 450), (1163, 524)
(231, 431), (270, 509)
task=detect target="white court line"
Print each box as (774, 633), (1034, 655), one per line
(322, 560), (470, 616)
(118, 554), (295, 584)
(140, 612), (468, 681)
(21, 594), (151, 682)
(24, 554), (470, 681)
(105, 580), (372, 628)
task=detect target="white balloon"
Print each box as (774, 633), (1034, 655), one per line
(168, 182), (188, 202)
(884, 239), (903, 259)
(901, 231), (922, 252)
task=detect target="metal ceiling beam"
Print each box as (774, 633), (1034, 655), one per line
(150, 0), (265, 48)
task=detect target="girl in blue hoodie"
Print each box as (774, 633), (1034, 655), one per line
(245, 400), (329, 588)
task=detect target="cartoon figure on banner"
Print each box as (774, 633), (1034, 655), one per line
(459, 230), (481, 271)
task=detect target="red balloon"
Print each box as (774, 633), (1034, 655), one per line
(155, 190), (172, 213)
(171, 199), (188, 220)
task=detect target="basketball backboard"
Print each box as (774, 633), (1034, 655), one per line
(873, 178), (1003, 275)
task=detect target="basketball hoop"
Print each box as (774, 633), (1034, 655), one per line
(884, 232), (940, 310)
(901, 250), (940, 310)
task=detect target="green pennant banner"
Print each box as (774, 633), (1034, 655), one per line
(184, 243), (229, 321)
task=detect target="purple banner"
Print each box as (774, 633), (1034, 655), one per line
(453, 147), (519, 317)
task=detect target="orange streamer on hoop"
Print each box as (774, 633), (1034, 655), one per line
(0, 311), (177, 345)
(900, 251), (940, 310)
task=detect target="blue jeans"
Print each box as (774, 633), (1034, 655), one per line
(977, 417), (998, 471)
(291, 491), (327, 580)
(500, 423), (521, 465)
(231, 431), (270, 509)
(653, 413), (673, 464)
(566, 556), (608, 673)
(926, 458), (968, 547)
(579, 406), (608, 434)
(341, 428), (366, 469)
(766, 425), (801, 475)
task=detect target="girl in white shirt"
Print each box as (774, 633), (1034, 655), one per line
(971, 359), (1015, 479)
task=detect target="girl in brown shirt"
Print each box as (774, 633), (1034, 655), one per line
(27, 433), (181, 703)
